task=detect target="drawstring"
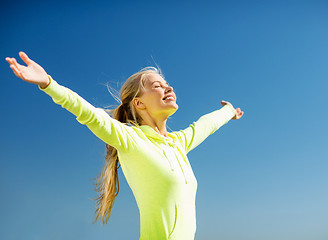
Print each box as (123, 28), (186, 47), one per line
(176, 146), (190, 167)
(173, 147), (188, 184)
(163, 140), (188, 184)
(163, 141), (174, 171)
(138, 125), (188, 184)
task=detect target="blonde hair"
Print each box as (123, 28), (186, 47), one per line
(94, 67), (163, 224)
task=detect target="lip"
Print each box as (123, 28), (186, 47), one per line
(162, 94), (175, 101)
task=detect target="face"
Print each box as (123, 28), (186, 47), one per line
(134, 73), (178, 119)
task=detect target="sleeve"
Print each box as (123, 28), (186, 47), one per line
(173, 104), (236, 154)
(38, 75), (136, 151)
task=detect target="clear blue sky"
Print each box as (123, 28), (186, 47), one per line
(1, 1), (328, 239)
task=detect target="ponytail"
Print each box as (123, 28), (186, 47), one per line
(94, 67), (161, 224)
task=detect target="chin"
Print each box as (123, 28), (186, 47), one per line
(168, 104), (179, 116)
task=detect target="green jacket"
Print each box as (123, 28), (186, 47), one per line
(40, 76), (236, 240)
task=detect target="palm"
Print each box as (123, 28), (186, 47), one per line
(15, 61), (43, 82)
(6, 51), (49, 86)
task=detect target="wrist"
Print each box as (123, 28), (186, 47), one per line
(39, 75), (51, 89)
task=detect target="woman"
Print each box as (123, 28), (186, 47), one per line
(6, 51), (244, 240)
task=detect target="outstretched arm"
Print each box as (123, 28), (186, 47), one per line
(6, 52), (135, 151)
(173, 101), (244, 154)
(6, 51), (50, 89)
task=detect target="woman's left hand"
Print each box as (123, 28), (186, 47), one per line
(221, 100), (244, 120)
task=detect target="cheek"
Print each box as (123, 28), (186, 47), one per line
(141, 93), (160, 107)
(148, 91), (163, 101)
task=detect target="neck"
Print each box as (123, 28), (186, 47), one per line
(140, 114), (169, 137)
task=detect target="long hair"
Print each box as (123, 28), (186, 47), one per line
(94, 67), (162, 224)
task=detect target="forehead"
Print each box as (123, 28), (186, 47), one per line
(143, 73), (168, 86)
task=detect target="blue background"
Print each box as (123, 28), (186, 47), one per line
(1, 1), (328, 239)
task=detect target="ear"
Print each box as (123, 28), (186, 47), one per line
(132, 97), (146, 110)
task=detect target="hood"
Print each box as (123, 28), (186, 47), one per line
(138, 125), (178, 146)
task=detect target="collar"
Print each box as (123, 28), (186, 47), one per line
(138, 125), (177, 144)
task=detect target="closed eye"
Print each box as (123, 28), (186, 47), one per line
(152, 81), (169, 88)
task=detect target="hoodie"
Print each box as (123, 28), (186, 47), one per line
(39, 76), (236, 240)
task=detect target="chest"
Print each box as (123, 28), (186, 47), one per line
(121, 139), (197, 188)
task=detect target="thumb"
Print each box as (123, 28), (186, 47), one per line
(19, 51), (33, 65)
(221, 100), (228, 106)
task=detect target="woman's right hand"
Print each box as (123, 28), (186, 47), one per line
(6, 51), (50, 89)
(221, 100), (244, 120)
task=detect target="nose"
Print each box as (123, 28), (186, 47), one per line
(165, 85), (173, 93)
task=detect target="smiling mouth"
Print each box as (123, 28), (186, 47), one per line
(163, 95), (175, 101)
(163, 97), (174, 101)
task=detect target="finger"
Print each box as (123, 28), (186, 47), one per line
(19, 51), (33, 65)
(6, 58), (24, 78)
(6, 57), (15, 65)
(12, 58), (24, 71)
(234, 111), (243, 119)
(10, 64), (23, 78)
(221, 100), (230, 106)
(5, 57), (12, 63)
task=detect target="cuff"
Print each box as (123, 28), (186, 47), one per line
(38, 75), (53, 91)
(223, 104), (237, 118)
(38, 75), (65, 101)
